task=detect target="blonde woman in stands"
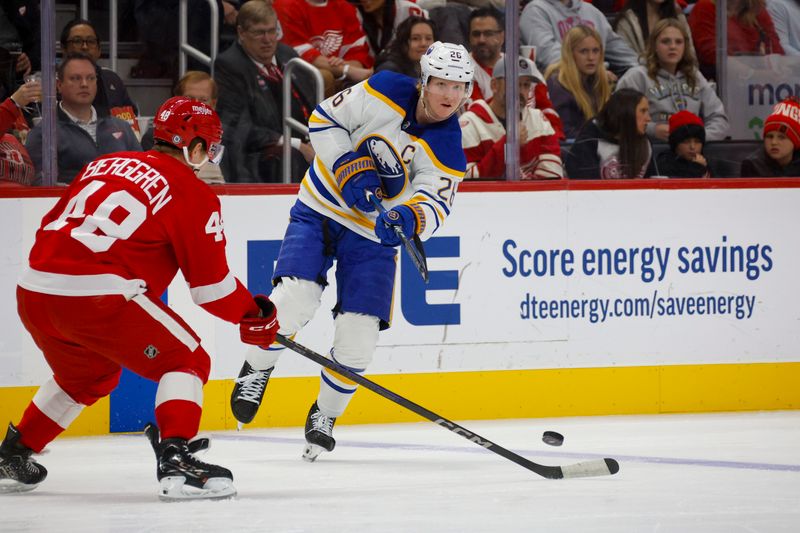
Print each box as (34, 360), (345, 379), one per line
(544, 25), (612, 139)
(615, 18), (729, 142)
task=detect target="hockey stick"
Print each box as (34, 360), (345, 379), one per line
(277, 334), (619, 479)
(367, 191), (429, 283)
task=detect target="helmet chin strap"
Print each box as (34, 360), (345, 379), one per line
(182, 146), (209, 173)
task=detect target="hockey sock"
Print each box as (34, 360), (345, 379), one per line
(16, 378), (86, 452)
(155, 371), (203, 440)
(317, 366), (360, 418)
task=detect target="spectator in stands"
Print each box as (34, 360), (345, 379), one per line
(466, 8), (564, 137)
(353, 0), (428, 59)
(426, 2), (472, 47)
(25, 53), (141, 185)
(131, 0), (230, 79)
(0, 80), (40, 186)
(564, 87), (656, 178)
(375, 16), (437, 78)
(655, 110), (712, 177)
(60, 19), (139, 135)
(215, 1), (317, 183)
(689, 0), (784, 79)
(614, 0), (694, 59)
(461, 57), (564, 179)
(274, 0), (374, 96)
(520, 0), (639, 75)
(741, 97), (800, 177)
(0, 1), (40, 89)
(545, 25), (612, 139)
(466, 8), (505, 103)
(142, 71), (226, 184)
(616, 18), (730, 142)
(766, 0), (800, 55)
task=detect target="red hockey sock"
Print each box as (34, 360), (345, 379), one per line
(155, 400), (202, 440)
(16, 403), (66, 453)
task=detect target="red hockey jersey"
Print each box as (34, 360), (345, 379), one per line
(460, 100), (564, 180)
(19, 151), (258, 324)
(274, 0), (374, 68)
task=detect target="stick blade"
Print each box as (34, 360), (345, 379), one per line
(559, 458), (620, 479)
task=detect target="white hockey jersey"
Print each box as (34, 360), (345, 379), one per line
(300, 71), (466, 242)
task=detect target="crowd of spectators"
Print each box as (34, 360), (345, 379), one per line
(0, 0), (798, 187)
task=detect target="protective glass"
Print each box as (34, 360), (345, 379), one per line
(207, 142), (225, 165)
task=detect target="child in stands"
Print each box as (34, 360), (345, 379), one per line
(740, 97), (800, 177)
(656, 110), (711, 177)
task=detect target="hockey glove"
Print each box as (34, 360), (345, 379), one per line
(334, 151), (383, 212)
(240, 295), (279, 347)
(375, 204), (417, 247)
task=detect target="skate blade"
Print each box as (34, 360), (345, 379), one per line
(0, 479), (41, 493)
(302, 443), (325, 463)
(237, 422), (244, 431)
(157, 476), (237, 502)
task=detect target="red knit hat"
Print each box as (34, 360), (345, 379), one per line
(764, 97), (800, 150)
(668, 110), (705, 150)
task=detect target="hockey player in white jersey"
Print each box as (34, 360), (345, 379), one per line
(231, 41), (473, 461)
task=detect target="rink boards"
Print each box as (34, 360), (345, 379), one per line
(2, 179), (800, 436)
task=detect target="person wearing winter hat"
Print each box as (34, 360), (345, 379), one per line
(741, 97), (800, 177)
(460, 56), (564, 179)
(656, 110), (711, 178)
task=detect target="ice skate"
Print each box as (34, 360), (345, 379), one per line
(0, 423), (47, 494)
(144, 423), (236, 501)
(302, 402), (337, 462)
(230, 361), (273, 427)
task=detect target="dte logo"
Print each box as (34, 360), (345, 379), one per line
(246, 236), (461, 325)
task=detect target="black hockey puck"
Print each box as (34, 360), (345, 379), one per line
(542, 431), (564, 446)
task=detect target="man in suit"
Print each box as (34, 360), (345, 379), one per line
(214, 0), (317, 183)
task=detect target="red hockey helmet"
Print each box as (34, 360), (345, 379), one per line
(153, 96), (224, 164)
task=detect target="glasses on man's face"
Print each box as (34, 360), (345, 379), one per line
(67, 37), (99, 48)
(244, 27), (279, 39)
(469, 29), (501, 39)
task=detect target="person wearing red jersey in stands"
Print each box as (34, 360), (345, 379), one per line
(273, 0), (375, 95)
(0, 96), (279, 501)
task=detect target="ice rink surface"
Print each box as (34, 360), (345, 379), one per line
(4, 410), (799, 533)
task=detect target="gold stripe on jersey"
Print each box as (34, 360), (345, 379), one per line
(364, 81), (405, 117)
(410, 193), (445, 226)
(308, 113), (333, 125)
(409, 134), (465, 177)
(301, 176), (375, 231)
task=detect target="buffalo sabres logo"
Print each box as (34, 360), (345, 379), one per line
(358, 136), (407, 199)
(387, 210), (401, 221)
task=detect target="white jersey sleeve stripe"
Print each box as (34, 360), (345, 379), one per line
(189, 271), (237, 305)
(415, 189), (450, 216)
(32, 378), (85, 429)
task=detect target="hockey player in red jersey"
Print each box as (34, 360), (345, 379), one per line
(0, 96), (279, 501)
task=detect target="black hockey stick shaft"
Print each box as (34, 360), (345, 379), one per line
(367, 191), (429, 283)
(277, 334), (619, 479)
